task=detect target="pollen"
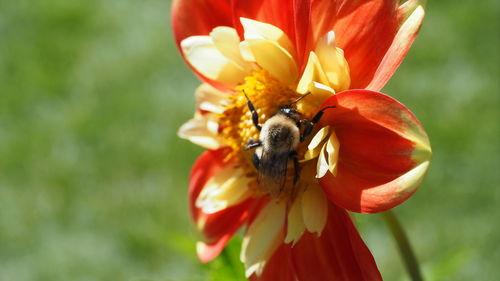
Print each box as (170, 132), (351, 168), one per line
(218, 69), (314, 198)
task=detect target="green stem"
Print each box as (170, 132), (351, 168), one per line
(220, 248), (237, 276)
(382, 210), (424, 281)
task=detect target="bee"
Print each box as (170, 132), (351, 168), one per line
(243, 92), (335, 198)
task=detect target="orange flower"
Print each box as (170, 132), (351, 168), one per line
(172, 0), (430, 280)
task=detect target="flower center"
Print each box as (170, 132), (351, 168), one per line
(219, 69), (317, 200)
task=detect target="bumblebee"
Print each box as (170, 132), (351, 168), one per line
(243, 92), (335, 198)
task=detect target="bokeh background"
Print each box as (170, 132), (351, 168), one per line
(1, 0), (498, 280)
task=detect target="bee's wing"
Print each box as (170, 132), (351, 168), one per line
(257, 146), (292, 198)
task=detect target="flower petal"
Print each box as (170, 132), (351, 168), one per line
(326, 130), (340, 176)
(316, 143), (329, 178)
(318, 90), (432, 213)
(196, 164), (253, 214)
(233, 1), (294, 47)
(233, 0), (312, 69)
(301, 183), (328, 236)
(172, 0), (235, 88)
(189, 149), (254, 262)
(290, 203), (382, 281)
(241, 18), (295, 58)
(296, 51), (338, 115)
(178, 112), (224, 150)
(195, 83), (229, 114)
(365, 2), (425, 91)
(310, 0), (425, 91)
(196, 237), (232, 264)
(194, 200), (253, 263)
(314, 31), (351, 92)
(181, 36), (249, 87)
(244, 38), (298, 86)
(296, 52), (330, 94)
(241, 201), (286, 277)
(308, 126), (330, 150)
(284, 196), (305, 245)
(249, 243), (296, 281)
(303, 125), (330, 161)
(171, 0), (233, 46)
(210, 26), (250, 71)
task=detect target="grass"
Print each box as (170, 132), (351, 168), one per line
(0, 0), (498, 280)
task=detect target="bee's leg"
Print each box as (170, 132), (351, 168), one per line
(244, 140), (262, 151)
(299, 119), (314, 142)
(298, 119), (310, 141)
(300, 106), (336, 141)
(243, 92), (262, 131)
(289, 151), (300, 185)
(252, 152), (260, 169)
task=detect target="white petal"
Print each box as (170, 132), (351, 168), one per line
(296, 51), (330, 94)
(178, 113), (224, 149)
(210, 26), (251, 71)
(308, 126), (330, 150)
(302, 126), (330, 161)
(392, 160), (430, 195)
(239, 41), (255, 62)
(284, 196), (305, 245)
(245, 39), (298, 86)
(295, 81), (335, 116)
(311, 81), (335, 95)
(294, 52), (335, 114)
(326, 130), (340, 176)
(195, 84), (229, 114)
(315, 31), (351, 92)
(196, 165), (252, 214)
(205, 115), (219, 135)
(241, 201), (286, 277)
(316, 143), (329, 178)
(181, 36), (248, 87)
(301, 183), (328, 235)
(240, 17), (295, 57)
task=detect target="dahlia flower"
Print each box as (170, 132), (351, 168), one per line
(172, 0), (431, 280)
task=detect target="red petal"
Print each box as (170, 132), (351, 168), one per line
(189, 148), (253, 262)
(196, 234), (232, 263)
(249, 243), (296, 281)
(189, 149), (227, 220)
(318, 90), (431, 213)
(310, 0), (424, 91)
(290, 203), (382, 281)
(196, 198), (267, 262)
(232, 0), (312, 69)
(198, 199), (253, 242)
(233, 0), (295, 42)
(293, 0), (312, 69)
(365, 0), (425, 91)
(171, 0), (233, 47)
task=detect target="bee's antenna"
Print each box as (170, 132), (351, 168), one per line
(288, 92), (311, 106)
(242, 89), (250, 101)
(242, 89), (262, 131)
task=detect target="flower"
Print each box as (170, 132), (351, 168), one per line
(172, 0), (431, 280)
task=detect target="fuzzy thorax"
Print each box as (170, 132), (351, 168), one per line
(260, 114), (300, 153)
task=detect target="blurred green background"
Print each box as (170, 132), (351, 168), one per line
(0, 0), (498, 280)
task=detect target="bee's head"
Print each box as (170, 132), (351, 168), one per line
(279, 106), (300, 120)
(278, 93), (311, 120)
